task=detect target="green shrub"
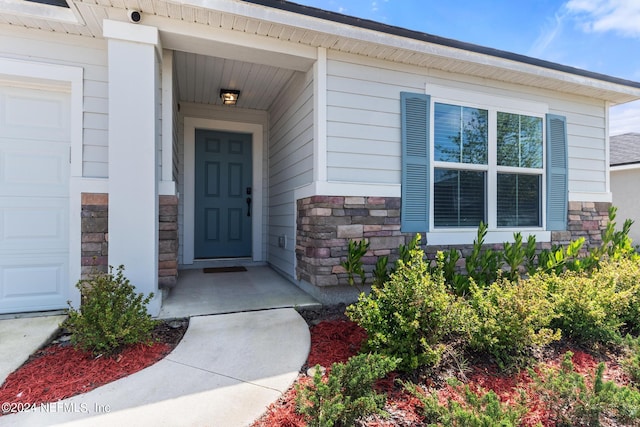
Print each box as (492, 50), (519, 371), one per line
(341, 239), (369, 291)
(529, 352), (605, 426)
(468, 275), (560, 368)
(347, 235), (477, 372)
(65, 265), (157, 356)
(464, 221), (501, 290)
(609, 257), (640, 334)
(372, 255), (389, 287)
(603, 382), (640, 424)
(296, 353), (398, 427)
(502, 232), (527, 282)
(622, 335), (640, 385)
(591, 206), (637, 263)
(530, 351), (640, 426)
(407, 379), (525, 426)
(437, 248), (471, 296)
(549, 261), (637, 345)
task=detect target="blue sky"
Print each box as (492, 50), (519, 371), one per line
(293, 0), (640, 135)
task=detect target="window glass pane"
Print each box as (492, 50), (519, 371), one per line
(434, 168), (486, 227)
(434, 103), (460, 163)
(462, 107), (488, 164)
(520, 115), (543, 168)
(497, 113), (543, 168)
(497, 173), (541, 227)
(434, 103), (487, 164)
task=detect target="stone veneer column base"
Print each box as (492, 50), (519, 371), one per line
(79, 193), (179, 289)
(158, 195), (179, 289)
(296, 196), (415, 303)
(81, 193), (109, 279)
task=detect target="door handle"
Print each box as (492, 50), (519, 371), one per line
(246, 197), (252, 217)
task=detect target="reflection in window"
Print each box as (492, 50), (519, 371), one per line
(497, 113), (543, 168)
(434, 103), (488, 164)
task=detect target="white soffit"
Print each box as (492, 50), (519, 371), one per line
(0, 0), (80, 24)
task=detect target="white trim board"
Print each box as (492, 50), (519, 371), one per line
(183, 117), (264, 264)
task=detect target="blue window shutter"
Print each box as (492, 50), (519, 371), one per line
(546, 114), (568, 231)
(401, 92), (430, 232)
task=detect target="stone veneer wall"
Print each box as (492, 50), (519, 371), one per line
(158, 195), (179, 289)
(79, 193), (179, 288)
(551, 201), (611, 249)
(296, 197), (612, 291)
(296, 196), (414, 287)
(81, 193), (109, 278)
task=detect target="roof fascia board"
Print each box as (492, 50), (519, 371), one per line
(247, 1), (640, 90)
(140, 13), (316, 71)
(178, 0), (640, 98)
(611, 163), (640, 171)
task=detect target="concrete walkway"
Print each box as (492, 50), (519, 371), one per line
(0, 308), (310, 427)
(0, 315), (65, 385)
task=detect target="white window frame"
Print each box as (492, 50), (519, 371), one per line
(425, 84), (550, 245)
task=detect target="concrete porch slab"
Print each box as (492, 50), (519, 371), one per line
(158, 265), (319, 319)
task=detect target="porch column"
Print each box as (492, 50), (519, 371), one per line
(104, 20), (161, 316)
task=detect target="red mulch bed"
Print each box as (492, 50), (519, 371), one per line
(253, 317), (633, 427)
(0, 320), (187, 416)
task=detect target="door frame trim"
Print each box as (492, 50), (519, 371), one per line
(184, 117), (263, 264)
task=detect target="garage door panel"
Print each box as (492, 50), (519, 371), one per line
(0, 88), (70, 142)
(0, 200), (68, 251)
(0, 82), (70, 314)
(0, 255), (68, 313)
(0, 140), (68, 197)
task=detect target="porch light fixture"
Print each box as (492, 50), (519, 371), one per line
(220, 89), (240, 105)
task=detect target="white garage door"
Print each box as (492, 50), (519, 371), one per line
(0, 83), (70, 313)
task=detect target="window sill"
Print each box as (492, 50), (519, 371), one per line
(425, 229), (551, 246)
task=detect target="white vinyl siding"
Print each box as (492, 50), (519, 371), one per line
(0, 25), (109, 178)
(268, 70), (314, 277)
(326, 51), (609, 200)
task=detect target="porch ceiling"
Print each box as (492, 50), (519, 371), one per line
(174, 52), (298, 110)
(2, 0), (639, 104)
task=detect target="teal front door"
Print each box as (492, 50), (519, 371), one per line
(194, 130), (252, 258)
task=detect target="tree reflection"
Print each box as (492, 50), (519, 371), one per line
(497, 113), (543, 168)
(434, 104), (488, 165)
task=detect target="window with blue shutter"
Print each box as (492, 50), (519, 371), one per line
(400, 93), (567, 235)
(400, 92), (430, 233)
(546, 114), (568, 231)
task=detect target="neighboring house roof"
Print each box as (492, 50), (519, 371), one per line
(611, 133), (640, 167)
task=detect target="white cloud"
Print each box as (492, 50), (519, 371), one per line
(565, 0), (640, 38)
(528, 12), (567, 57)
(610, 101), (640, 135)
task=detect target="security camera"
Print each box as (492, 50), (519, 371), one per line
(127, 10), (141, 23)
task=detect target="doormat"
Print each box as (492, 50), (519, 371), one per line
(203, 266), (247, 273)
